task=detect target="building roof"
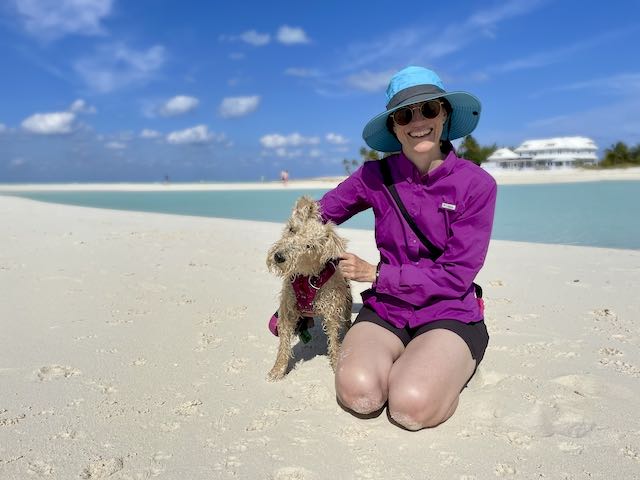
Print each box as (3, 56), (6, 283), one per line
(515, 136), (597, 153)
(487, 148), (519, 161)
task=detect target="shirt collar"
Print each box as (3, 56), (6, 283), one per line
(396, 149), (458, 185)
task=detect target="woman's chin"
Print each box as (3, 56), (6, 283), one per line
(412, 139), (437, 153)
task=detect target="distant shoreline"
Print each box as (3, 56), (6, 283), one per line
(1, 167), (640, 191)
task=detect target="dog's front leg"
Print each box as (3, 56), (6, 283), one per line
(268, 290), (297, 381)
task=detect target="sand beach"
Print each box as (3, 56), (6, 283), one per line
(1, 180), (639, 478)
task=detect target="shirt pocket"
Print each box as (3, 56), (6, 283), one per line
(438, 197), (465, 239)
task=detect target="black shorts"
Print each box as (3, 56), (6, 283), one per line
(353, 306), (489, 367)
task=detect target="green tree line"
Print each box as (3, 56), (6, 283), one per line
(599, 142), (640, 167)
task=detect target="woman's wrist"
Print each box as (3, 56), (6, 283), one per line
(373, 262), (381, 283)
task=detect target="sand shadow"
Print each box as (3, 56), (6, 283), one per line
(287, 319), (350, 373)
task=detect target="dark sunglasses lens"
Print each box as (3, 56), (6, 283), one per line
(421, 101), (441, 119)
(392, 107), (413, 126)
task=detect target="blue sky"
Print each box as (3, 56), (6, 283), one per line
(1, 0), (639, 183)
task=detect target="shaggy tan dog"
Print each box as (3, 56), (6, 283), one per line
(266, 196), (352, 380)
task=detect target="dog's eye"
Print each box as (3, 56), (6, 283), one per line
(289, 227), (296, 233)
(306, 244), (311, 249)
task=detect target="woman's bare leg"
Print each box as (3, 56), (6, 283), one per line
(335, 322), (404, 415)
(387, 329), (475, 430)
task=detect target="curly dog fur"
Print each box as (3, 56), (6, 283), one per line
(266, 196), (352, 380)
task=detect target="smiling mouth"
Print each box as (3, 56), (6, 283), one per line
(408, 128), (434, 138)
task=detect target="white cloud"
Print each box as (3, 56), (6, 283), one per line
(0, 123), (6, 133)
(69, 99), (97, 114)
(105, 141), (126, 150)
(140, 128), (161, 139)
(346, 70), (394, 92)
(13, 0), (113, 41)
(167, 125), (226, 145)
(277, 25), (310, 45)
(260, 133), (320, 149)
(326, 133), (349, 145)
(240, 30), (271, 46)
(229, 52), (245, 61)
(74, 43), (166, 93)
(21, 111), (75, 135)
(160, 95), (199, 116)
(219, 96), (260, 118)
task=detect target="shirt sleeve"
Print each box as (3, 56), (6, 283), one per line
(375, 178), (497, 306)
(318, 163), (373, 225)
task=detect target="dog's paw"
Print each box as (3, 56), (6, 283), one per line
(267, 367), (286, 382)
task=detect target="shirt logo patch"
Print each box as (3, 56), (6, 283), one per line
(441, 202), (456, 211)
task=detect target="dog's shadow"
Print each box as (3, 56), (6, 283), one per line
(287, 303), (363, 373)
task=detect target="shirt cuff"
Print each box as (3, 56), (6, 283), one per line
(374, 263), (399, 294)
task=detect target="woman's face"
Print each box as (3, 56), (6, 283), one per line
(392, 101), (448, 157)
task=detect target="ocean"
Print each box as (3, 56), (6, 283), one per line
(4, 180), (640, 250)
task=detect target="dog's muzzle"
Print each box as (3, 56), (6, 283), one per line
(273, 252), (286, 264)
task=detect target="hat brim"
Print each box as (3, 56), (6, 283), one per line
(362, 91), (481, 153)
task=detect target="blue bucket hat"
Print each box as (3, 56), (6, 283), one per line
(362, 66), (481, 153)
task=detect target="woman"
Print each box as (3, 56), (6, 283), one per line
(319, 66), (497, 430)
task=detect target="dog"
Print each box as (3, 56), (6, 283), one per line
(266, 196), (352, 380)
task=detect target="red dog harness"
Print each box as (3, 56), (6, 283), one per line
(291, 260), (338, 313)
(268, 260), (339, 339)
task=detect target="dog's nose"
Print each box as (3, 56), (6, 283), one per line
(274, 252), (286, 264)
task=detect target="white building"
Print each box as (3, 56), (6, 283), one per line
(486, 136), (598, 170)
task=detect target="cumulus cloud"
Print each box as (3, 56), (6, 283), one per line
(219, 96), (260, 118)
(13, 0), (113, 41)
(277, 26), (310, 45)
(69, 99), (97, 114)
(21, 111), (76, 135)
(239, 30), (271, 46)
(167, 125), (226, 145)
(326, 133), (349, 145)
(260, 133), (320, 149)
(74, 43), (166, 93)
(140, 128), (161, 139)
(160, 95), (199, 116)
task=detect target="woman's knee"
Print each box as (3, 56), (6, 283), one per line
(388, 384), (457, 430)
(335, 362), (387, 414)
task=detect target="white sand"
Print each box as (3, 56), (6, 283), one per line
(1, 195), (639, 479)
(1, 166), (639, 192)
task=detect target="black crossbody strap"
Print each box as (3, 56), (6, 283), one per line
(380, 157), (443, 259)
(379, 157), (483, 299)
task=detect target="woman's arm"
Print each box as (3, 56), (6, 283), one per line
(318, 163), (374, 225)
(375, 179), (497, 306)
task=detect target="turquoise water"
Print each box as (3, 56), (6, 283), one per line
(4, 181), (640, 250)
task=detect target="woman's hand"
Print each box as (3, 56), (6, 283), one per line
(338, 253), (377, 283)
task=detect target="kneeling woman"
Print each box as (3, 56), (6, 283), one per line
(319, 66), (497, 430)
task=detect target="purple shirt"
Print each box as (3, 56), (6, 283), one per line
(319, 150), (497, 328)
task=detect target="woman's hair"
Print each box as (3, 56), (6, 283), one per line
(386, 98), (453, 154)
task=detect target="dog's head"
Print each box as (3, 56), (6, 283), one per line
(267, 196), (347, 278)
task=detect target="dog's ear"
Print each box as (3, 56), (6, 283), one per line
(321, 222), (346, 263)
(293, 195), (319, 220)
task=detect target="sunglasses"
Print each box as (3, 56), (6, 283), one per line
(390, 100), (443, 126)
